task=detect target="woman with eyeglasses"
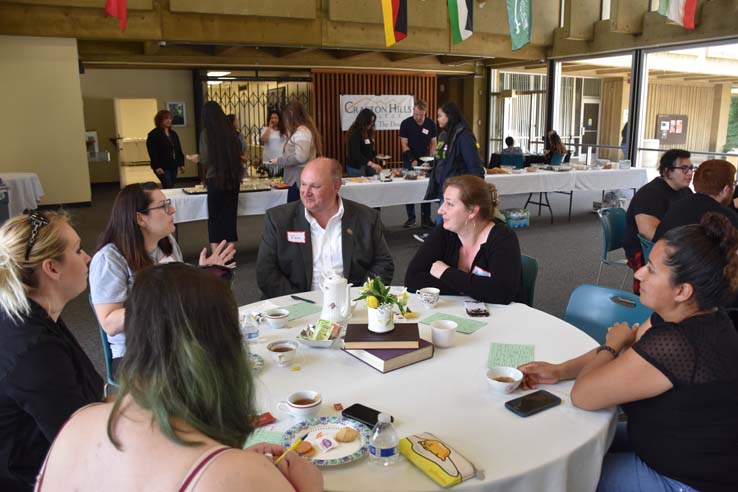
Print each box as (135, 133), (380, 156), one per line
(622, 149), (693, 294)
(0, 212), (103, 491)
(346, 108), (383, 177)
(520, 213), (738, 492)
(89, 183), (235, 370)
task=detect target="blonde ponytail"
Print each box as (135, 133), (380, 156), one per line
(0, 212), (68, 321)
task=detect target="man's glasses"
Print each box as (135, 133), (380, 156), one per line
(670, 165), (695, 174)
(141, 199), (172, 214)
(25, 211), (49, 261)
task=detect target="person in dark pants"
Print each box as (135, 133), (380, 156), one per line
(346, 108), (383, 177)
(0, 211), (103, 491)
(146, 109), (184, 189)
(200, 101), (243, 250)
(400, 99), (436, 229)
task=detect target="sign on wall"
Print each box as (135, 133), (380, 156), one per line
(340, 95), (414, 131)
(655, 114), (688, 145)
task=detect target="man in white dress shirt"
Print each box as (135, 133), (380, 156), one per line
(256, 158), (395, 298)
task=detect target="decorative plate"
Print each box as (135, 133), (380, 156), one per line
(249, 353), (264, 374)
(296, 336), (341, 349)
(419, 156), (434, 162)
(280, 416), (371, 467)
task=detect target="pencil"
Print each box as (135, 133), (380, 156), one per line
(273, 438), (302, 465)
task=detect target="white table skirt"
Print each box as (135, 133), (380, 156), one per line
(573, 168), (648, 192)
(162, 188), (288, 224)
(0, 172), (44, 216)
(241, 291), (616, 492)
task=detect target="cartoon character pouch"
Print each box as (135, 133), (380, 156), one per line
(399, 432), (484, 488)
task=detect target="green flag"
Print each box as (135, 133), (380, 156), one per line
(506, 0), (531, 51)
(448, 0), (473, 44)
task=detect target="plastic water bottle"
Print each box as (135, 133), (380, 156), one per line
(243, 322), (259, 345)
(369, 413), (398, 466)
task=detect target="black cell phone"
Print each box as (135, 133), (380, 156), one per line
(341, 403), (393, 427)
(505, 390), (562, 417)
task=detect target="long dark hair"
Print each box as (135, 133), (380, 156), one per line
(107, 263), (256, 449)
(439, 102), (468, 149)
(282, 101), (323, 157)
(348, 108), (376, 141)
(267, 110), (286, 136)
(202, 101), (242, 190)
(662, 213), (738, 310)
(98, 182), (173, 273)
(550, 132), (567, 154)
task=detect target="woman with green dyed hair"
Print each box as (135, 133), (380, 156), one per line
(35, 263), (323, 492)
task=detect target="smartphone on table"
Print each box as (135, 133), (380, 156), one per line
(505, 390), (561, 417)
(342, 403), (393, 427)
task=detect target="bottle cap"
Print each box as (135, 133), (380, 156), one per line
(378, 413), (391, 424)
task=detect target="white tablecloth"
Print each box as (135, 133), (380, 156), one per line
(162, 188), (288, 224)
(242, 291), (616, 492)
(0, 172), (44, 216)
(340, 178), (434, 208)
(573, 168), (648, 191)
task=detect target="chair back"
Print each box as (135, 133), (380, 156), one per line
(597, 207), (626, 257)
(89, 293), (118, 388)
(550, 153), (565, 165)
(563, 284), (652, 344)
(501, 153), (525, 169)
(638, 234), (655, 264)
(521, 254), (539, 307)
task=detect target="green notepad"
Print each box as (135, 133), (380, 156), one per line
(419, 313), (486, 334)
(487, 343), (534, 368)
(285, 302), (322, 321)
(244, 428), (284, 448)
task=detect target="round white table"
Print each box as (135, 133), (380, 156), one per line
(0, 172), (44, 217)
(241, 291), (616, 492)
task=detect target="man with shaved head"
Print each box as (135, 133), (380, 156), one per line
(257, 158), (394, 298)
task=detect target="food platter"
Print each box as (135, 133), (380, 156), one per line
(280, 416), (371, 467)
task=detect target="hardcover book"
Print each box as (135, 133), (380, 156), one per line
(344, 339), (434, 373)
(343, 323), (420, 350)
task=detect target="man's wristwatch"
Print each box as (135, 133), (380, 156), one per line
(596, 345), (619, 358)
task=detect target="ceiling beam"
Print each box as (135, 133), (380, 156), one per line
(708, 78), (738, 84)
(143, 41), (161, 56)
(212, 45), (243, 57)
(386, 52), (433, 62)
(329, 49), (368, 59)
(595, 67), (631, 75)
(437, 55), (482, 65)
(560, 63), (602, 72)
(261, 47), (316, 58)
(654, 72), (690, 79)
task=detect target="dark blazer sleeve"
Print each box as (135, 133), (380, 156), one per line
(458, 131), (485, 178)
(5, 339), (99, 441)
(366, 209), (394, 285)
(171, 130), (185, 167)
(146, 130), (162, 171)
(405, 227), (451, 293)
(256, 207), (305, 297)
(440, 225), (522, 304)
(345, 202), (394, 286)
(347, 132), (371, 170)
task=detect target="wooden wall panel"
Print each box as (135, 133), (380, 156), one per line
(311, 70), (437, 170)
(644, 83), (715, 153)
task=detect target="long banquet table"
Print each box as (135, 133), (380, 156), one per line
(163, 168), (648, 224)
(241, 290), (617, 492)
(0, 172), (45, 217)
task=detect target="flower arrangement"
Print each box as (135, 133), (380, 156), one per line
(354, 276), (408, 315)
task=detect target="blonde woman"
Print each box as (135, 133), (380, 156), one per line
(0, 212), (102, 491)
(272, 101), (322, 202)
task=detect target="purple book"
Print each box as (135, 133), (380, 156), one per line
(343, 339), (434, 373)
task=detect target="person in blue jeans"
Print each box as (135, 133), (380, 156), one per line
(400, 99), (436, 229)
(520, 213), (738, 492)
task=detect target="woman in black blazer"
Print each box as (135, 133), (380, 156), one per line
(146, 109), (184, 189)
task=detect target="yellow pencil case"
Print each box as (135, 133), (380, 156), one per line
(399, 432), (483, 488)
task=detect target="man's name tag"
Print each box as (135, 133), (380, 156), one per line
(364, 139), (371, 145)
(471, 266), (491, 277)
(287, 231), (306, 244)
(421, 128), (429, 135)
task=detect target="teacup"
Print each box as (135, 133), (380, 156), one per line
(430, 320), (457, 348)
(264, 308), (290, 329)
(486, 366), (523, 393)
(267, 340), (298, 366)
(277, 390), (322, 419)
(416, 287), (440, 308)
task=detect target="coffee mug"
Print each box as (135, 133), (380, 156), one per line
(431, 320), (457, 348)
(267, 340), (298, 366)
(416, 287), (440, 308)
(277, 390), (322, 419)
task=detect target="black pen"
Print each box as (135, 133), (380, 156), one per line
(291, 295), (315, 304)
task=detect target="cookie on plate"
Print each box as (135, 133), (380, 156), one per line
(335, 427), (359, 443)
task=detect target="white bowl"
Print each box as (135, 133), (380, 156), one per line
(486, 367), (523, 393)
(264, 308), (290, 328)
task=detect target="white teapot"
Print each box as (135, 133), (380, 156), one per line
(320, 271), (352, 323)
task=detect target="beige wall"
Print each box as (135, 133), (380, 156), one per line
(80, 68), (197, 183)
(0, 35), (90, 205)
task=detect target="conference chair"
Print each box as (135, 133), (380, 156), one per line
(638, 234), (655, 264)
(521, 254), (539, 307)
(89, 293), (118, 393)
(596, 208), (629, 289)
(563, 284), (652, 344)
(501, 153), (525, 169)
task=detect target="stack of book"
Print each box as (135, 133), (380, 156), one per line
(343, 323), (434, 373)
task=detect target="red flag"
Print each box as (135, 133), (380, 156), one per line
(105, 0), (127, 32)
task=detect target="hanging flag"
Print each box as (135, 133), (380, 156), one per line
(105, 0), (128, 32)
(506, 0), (531, 50)
(448, 0), (473, 44)
(658, 0), (697, 30)
(381, 0), (408, 48)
